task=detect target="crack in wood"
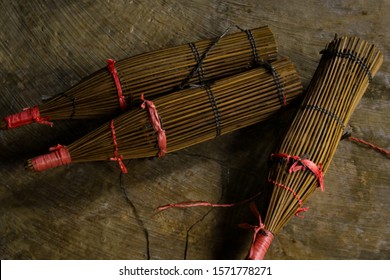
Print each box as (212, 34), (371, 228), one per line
(119, 169), (151, 260)
(184, 207), (215, 259)
(183, 165), (230, 259)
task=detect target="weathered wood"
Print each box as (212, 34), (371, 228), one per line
(0, 0), (389, 259)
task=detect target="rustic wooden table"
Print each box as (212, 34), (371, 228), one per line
(0, 0), (389, 259)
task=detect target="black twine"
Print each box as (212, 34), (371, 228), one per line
(320, 49), (373, 82)
(188, 42), (207, 84)
(301, 105), (345, 129)
(205, 86), (221, 137)
(179, 25), (262, 89)
(262, 60), (286, 107)
(60, 93), (76, 119)
(189, 42), (221, 136)
(179, 26), (232, 89)
(244, 29), (260, 65)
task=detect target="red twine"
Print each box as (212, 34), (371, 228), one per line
(107, 59), (127, 112)
(31, 144), (71, 171)
(157, 192), (262, 212)
(271, 153), (324, 192)
(268, 179), (309, 217)
(348, 136), (390, 156)
(109, 119), (128, 174)
(158, 200), (237, 211)
(141, 94), (167, 157)
(239, 202), (274, 260)
(268, 153), (322, 217)
(158, 196), (274, 259)
(4, 106), (53, 129)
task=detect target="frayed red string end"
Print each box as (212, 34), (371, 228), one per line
(295, 207), (310, 217)
(348, 136), (390, 156)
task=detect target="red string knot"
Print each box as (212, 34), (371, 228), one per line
(31, 144), (71, 171)
(4, 106), (53, 129)
(271, 153), (324, 192)
(141, 94), (167, 157)
(239, 203), (274, 260)
(107, 59), (127, 112)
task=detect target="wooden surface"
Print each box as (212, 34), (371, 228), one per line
(0, 0), (389, 259)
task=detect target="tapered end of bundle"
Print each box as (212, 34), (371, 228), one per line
(0, 119), (8, 130)
(26, 145), (72, 172)
(25, 159), (35, 170)
(246, 230), (274, 260)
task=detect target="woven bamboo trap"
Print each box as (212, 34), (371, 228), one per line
(1, 26), (277, 130)
(245, 36), (383, 260)
(26, 57), (302, 172)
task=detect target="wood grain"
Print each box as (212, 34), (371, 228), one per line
(0, 0), (389, 259)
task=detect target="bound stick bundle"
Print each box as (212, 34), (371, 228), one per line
(245, 36), (383, 260)
(1, 26), (277, 130)
(25, 57), (302, 172)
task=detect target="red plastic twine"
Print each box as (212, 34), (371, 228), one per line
(268, 153), (324, 217)
(271, 153), (324, 192)
(107, 59), (127, 112)
(157, 200), (237, 211)
(4, 106), (53, 129)
(268, 179), (309, 217)
(240, 203), (274, 260)
(157, 191), (262, 212)
(141, 94), (167, 157)
(348, 137), (390, 156)
(109, 119), (128, 174)
(31, 144), (71, 171)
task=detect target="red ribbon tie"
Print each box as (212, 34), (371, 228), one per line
(107, 59), (127, 112)
(271, 153), (324, 192)
(141, 94), (167, 157)
(31, 144), (71, 171)
(239, 202), (274, 260)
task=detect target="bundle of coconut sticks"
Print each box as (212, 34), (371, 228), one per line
(244, 36), (383, 260)
(26, 57), (302, 172)
(1, 26), (277, 130)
